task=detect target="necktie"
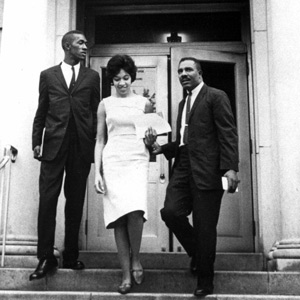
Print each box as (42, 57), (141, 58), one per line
(183, 93), (191, 145)
(69, 66), (76, 92)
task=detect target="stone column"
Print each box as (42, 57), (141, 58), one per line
(264, 0), (300, 271)
(0, 0), (76, 266)
(250, 0), (281, 258)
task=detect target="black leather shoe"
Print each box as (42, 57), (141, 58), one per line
(29, 257), (58, 281)
(190, 255), (197, 275)
(194, 287), (213, 297)
(62, 260), (85, 270)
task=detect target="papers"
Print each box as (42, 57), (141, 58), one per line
(39, 128), (46, 157)
(222, 177), (238, 192)
(132, 113), (171, 138)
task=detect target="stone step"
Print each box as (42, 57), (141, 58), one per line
(1, 268), (300, 295)
(1, 291), (300, 300)
(2, 251), (264, 271)
(80, 251), (264, 271)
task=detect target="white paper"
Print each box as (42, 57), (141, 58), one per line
(132, 113), (171, 138)
(39, 128), (46, 157)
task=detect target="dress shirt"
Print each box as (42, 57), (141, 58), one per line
(180, 81), (204, 146)
(61, 61), (80, 88)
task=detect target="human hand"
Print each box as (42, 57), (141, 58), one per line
(151, 141), (162, 155)
(223, 170), (240, 193)
(33, 145), (42, 160)
(95, 173), (105, 194)
(144, 127), (157, 146)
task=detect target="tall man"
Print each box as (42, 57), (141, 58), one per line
(153, 57), (239, 297)
(30, 30), (100, 281)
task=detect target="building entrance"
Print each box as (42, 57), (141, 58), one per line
(80, 45), (253, 253)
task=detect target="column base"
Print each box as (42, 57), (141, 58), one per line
(0, 235), (60, 268)
(268, 239), (300, 271)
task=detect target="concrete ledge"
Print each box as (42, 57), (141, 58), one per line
(1, 252), (264, 271)
(1, 268), (300, 295)
(215, 272), (268, 295)
(0, 256), (40, 268)
(268, 258), (300, 271)
(78, 252), (264, 271)
(269, 272), (300, 295)
(47, 270), (269, 294)
(1, 291), (300, 300)
(0, 269), (46, 291)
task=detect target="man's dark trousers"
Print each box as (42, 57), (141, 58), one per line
(37, 118), (91, 262)
(160, 145), (223, 288)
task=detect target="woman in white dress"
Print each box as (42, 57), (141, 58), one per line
(94, 55), (156, 294)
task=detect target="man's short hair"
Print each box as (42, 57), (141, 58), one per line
(179, 57), (203, 75)
(61, 30), (85, 50)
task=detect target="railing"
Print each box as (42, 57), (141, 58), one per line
(0, 145), (18, 267)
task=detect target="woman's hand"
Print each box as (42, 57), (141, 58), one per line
(95, 172), (105, 194)
(144, 127), (157, 146)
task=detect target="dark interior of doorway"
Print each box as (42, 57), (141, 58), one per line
(94, 12), (242, 44)
(181, 61), (236, 121)
(196, 61), (236, 120)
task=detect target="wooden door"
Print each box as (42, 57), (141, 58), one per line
(171, 48), (253, 251)
(84, 55), (170, 252)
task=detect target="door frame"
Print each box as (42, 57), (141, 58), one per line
(83, 41), (259, 253)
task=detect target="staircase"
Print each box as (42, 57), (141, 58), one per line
(1, 252), (300, 299)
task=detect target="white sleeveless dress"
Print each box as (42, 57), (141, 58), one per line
(102, 95), (150, 228)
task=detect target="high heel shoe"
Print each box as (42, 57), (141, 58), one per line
(132, 268), (144, 285)
(117, 282), (132, 294)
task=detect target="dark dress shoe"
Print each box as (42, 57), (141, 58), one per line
(190, 255), (197, 275)
(62, 260), (85, 270)
(194, 287), (213, 297)
(29, 257), (58, 281)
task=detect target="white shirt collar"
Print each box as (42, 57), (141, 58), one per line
(189, 81), (204, 99)
(61, 61), (80, 77)
(179, 81), (204, 146)
(61, 62), (80, 87)
(61, 61), (80, 69)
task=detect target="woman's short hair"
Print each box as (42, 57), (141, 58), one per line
(106, 55), (137, 83)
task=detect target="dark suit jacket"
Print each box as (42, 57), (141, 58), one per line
(162, 83), (239, 190)
(32, 63), (100, 163)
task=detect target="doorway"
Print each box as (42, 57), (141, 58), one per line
(85, 55), (170, 252)
(171, 48), (253, 252)
(81, 44), (253, 253)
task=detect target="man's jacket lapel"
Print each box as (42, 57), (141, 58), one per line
(71, 66), (88, 94)
(188, 83), (207, 122)
(53, 64), (69, 92)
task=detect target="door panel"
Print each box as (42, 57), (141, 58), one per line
(85, 56), (169, 252)
(171, 48), (253, 251)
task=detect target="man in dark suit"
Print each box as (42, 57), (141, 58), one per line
(153, 57), (239, 297)
(30, 30), (100, 281)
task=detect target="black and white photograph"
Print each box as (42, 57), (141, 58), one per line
(0, 1), (300, 299)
